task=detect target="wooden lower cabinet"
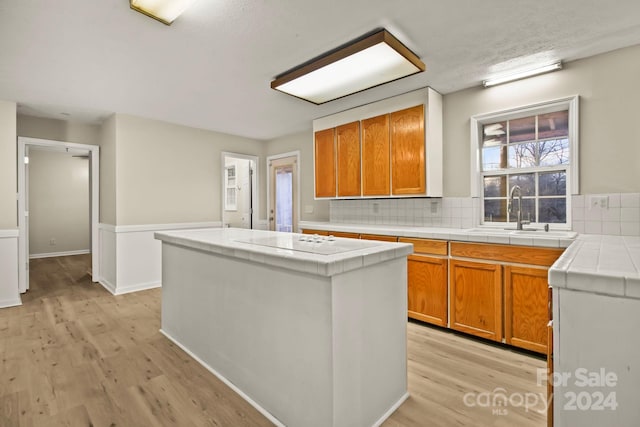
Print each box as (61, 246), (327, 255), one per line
(449, 259), (503, 342)
(407, 254), (447, 327)
(504, 266), (550, 353)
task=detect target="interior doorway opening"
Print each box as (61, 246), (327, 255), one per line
(17, 137), (100, 293)
(221, 152), (258, 229)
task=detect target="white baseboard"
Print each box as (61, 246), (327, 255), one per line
(114, 281), (161, 295)
(159, 329), (285, 427)
(0, 298), (22, 309)
(30, 249), (90, 259)
(98, 277), (117, 295)
(372, 392), (410, 427)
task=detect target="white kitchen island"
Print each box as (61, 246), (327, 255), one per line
(154, 228), (413, 427)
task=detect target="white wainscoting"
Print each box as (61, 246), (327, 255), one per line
(0, 230), (21, 308)
(98, 222), (222, 295)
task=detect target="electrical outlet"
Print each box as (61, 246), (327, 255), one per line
(372, 202), (380, 214)
(589, 195), (609, 209)
(430, 201), (439, 214)
(304, 205), (314, 214)
(49, 238), (56, 246)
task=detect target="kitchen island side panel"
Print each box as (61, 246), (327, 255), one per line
(160, 241), (409, 427)
(160, 243), (334, 427)
(331, 257), (408, 427)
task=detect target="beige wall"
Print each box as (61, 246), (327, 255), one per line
(28, 149), (89, 255)
(443, 44), (640, 196)
(265, 130), (330, 222)
(99, 115), (117, 225)
(0, 100), (17, 229)
(17, 115), (100, 146)
(114, 114), (265, 225)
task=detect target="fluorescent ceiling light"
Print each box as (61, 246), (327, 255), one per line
(130, 0), (198, 25)
(271, 29), (426, 104)
(483, 62), (563, 88)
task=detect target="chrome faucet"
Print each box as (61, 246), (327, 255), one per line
(509, 185), (530, 230)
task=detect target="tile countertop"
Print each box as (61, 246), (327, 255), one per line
(155, 228), (412, 278)
(299, 222), (640, 299)
(549, 235), (640, 299)
(298, 221), (576, 248)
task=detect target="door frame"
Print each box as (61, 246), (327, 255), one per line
(220, 152), (259, 229)
(17, 137), (100, 293)
(266, 151), (300, 232)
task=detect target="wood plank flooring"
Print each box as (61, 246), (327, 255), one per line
(0, 255), (547, 426)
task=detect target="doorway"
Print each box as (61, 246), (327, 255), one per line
(221, 152), (258, 229)
(17, 137), (100, 293)
(267, 152), (299, 233)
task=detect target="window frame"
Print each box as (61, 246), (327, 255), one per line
(470, 95), (579, 228)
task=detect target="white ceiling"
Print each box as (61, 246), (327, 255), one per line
(2, 0), (640, 140)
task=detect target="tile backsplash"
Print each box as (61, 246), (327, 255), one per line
(329, 192), (640, 236)
(329, 197), (480, 228)
(572, 193), (640, 236)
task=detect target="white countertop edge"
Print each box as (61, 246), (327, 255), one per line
(155, 229), (413, 278)
(299, 221), (574, 248)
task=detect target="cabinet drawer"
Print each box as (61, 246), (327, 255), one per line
(360, 234), (398, 242)
(399, 238), (447, 256)
(301, 229), (329, 236)
(330, 231), (360, 239)
(450, 242), (564, 267)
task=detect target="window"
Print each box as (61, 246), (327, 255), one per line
(225, 165), (237, 211)
(471, 96), (578, 228)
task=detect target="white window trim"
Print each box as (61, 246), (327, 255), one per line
(469, 95), (579, 227)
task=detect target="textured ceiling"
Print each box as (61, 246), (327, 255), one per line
(2, 0), (640, 140)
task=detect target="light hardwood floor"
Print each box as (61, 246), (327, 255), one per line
(0, 255), (547, 426)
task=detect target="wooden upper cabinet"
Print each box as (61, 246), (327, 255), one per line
(361, 114), (390, 196)
(314, 128), (336, 198)
(390, 105), (425, 195)
(336, 121), (361, 197)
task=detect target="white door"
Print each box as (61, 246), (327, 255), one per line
(269, 155), (297, 232)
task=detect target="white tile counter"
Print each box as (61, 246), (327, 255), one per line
(155, 227), (411, 427)
(299, 221), (576, 248)
(155, 227), (412, 277)
(549, 235), (640, 427)
(549, 234), (640, 299)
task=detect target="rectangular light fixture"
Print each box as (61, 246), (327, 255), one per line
(483, 62), (563, 88)
(130, 0), (198, 25)
(271, 29), (426, 104)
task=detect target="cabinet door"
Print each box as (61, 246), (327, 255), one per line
(407, 254), (448, 327)
(314, 128), (336, 198)
(504, 266), (549, 353)
(336, 121), (361, 197)
(362, 114), (390, 196)
(449, 259), (503, 342)
(390, 105), (425, 195)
